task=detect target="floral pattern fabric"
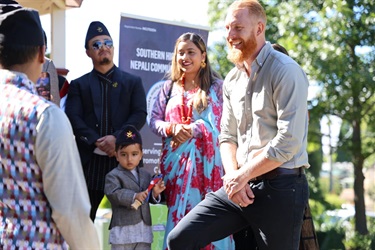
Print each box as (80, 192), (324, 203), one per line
(149, 79), (234, 250)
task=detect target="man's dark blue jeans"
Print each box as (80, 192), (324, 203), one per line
(167, 173), (309, 250)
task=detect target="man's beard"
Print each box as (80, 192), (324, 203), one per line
(99, 57), (111, 65)
(227, 34), (257, 65)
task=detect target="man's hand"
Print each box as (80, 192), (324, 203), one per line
(95, 135), (116, 157)
(222, 168), (249, 198)
(229, 185), (255, 207)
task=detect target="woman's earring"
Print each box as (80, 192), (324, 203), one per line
(201, 60), (206, 68)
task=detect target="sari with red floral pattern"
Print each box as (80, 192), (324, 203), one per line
(149, 79), (234, 250)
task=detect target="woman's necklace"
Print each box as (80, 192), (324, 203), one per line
(180, 73), (193, 125)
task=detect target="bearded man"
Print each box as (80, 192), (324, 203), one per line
(167, 0), (311, 249)
(65, 21), (147, 221)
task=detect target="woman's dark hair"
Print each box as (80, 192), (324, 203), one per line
(272, 43), (289, 56)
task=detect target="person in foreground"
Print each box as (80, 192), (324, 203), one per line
(149, 32), (234, 249)
(105, 125), (165, 250)
(167, 1), (310, 249)
(65, 21), (147, 221)
(0, 1), (99, 249)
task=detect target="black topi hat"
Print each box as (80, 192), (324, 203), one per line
(116, 125), (142, 146)
(85, 21), (111, 49)
(0, 0), (44, 46)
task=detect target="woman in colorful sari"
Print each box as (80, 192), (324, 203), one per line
(149, 32), (234, 250)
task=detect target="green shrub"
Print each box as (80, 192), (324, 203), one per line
(317, 229), (345, 250)
(343, 218), (375, 250)
(344, 231), (373, 250)
(324, 193), (345, 209)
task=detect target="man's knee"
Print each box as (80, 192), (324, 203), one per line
(167, 227), (197, 250)
(167, 228), (182, 249)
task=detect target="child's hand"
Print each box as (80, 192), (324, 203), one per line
(152, 179), (166, 198)
(134, 190), (148, 204)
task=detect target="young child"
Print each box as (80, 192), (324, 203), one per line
(104, 125), (165, 250)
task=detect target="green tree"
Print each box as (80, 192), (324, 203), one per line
(208, 0), (375, 235)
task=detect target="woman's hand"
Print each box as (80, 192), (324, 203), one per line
(170, 124), (192, 148)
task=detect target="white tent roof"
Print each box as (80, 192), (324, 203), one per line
(18, 0), (82, 15)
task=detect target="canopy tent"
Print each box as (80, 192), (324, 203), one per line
(17, 0), (82, 15)
(17, 0), (83, 72)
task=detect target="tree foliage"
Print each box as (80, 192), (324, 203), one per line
(207, 0), (375, 236)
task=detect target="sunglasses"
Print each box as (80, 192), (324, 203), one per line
(92, 40), (113, 50)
